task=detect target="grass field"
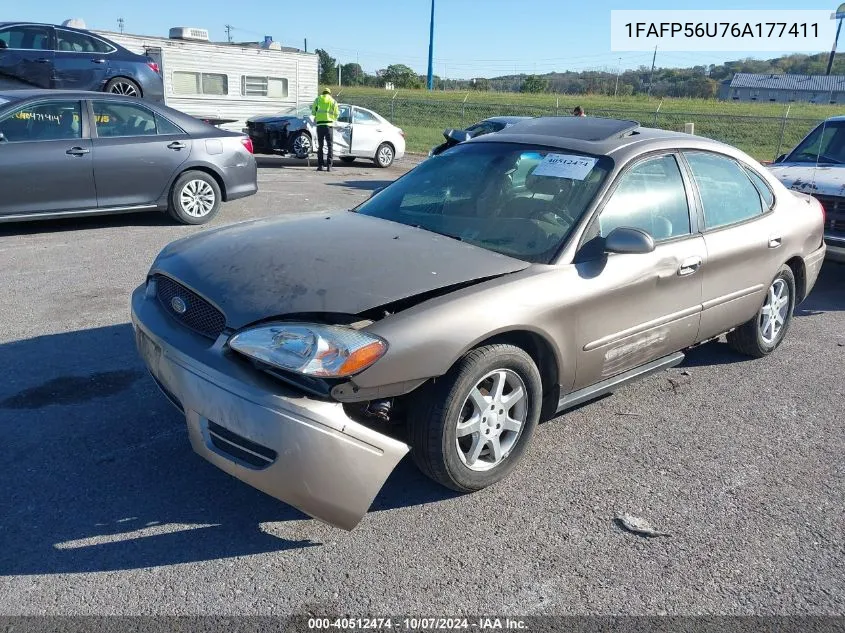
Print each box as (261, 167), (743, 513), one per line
(334, 87), (843, 161)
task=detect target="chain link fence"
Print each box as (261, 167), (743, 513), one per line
(337, 93), (823, 162)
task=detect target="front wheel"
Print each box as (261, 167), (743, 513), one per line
(290, 131), (311, 159)
(168, 171), (221, 225)
(727, 264), (796, 357)
(407, 344), (542, 492)
(373, 142), (395, 168)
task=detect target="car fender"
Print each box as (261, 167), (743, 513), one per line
(155, 157), (227, 206)
(354, 266), (577, 395)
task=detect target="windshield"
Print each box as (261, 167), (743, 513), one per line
(354, 142), (613, 263)
(786, 120), (845, 164)
(276, 105), (313, 118)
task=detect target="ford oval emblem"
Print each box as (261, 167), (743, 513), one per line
(171, 296), (187, 314)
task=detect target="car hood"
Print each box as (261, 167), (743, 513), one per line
(767, 163), (845, 197)
(150, 212), (531, 330)
(247, 115), (303, 125)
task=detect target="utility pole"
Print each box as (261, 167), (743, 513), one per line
(647, 45), (657, 97)
(426, 0), (435, 90)
(304, 38), (307, 53)
(827, 4), (845, 75)
(338, 63), (342, 87)
(225, 24), (233, 44)
(117, 17), (125, 34)
(614, 57), (621, 97)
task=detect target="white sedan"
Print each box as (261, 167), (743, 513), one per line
(245, 103), (406, 168)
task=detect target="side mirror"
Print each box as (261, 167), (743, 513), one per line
(0, 132), (6, 144)
(604, 227), (655, 254)
(773, 153), (786, 164)
(369, 186), (385, 198)
(0, 41), (7, 50)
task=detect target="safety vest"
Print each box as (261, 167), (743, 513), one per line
(312, 94), (339, 125)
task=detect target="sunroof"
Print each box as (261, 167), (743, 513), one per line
(504, 117), (641, 142)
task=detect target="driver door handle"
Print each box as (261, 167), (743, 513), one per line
(91, 58), (106, 64)
(678, 256), (702, 276)
(167, 141), (186, 150)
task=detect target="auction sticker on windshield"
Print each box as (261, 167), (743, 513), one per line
(532, 154), (598, 180)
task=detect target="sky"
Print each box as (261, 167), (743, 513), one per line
(17, 0), (845, 78)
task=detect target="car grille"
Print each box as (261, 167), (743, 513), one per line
(207, 421), (277, 469)
(154, 274), (226, 340)
(812, 194), (845, 234)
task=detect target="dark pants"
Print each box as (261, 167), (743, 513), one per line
(316, 124), (333, 167)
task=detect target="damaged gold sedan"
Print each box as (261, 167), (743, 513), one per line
(132, 117), (826, 529)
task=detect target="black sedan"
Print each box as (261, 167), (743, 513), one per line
(0, 89), (257, 224)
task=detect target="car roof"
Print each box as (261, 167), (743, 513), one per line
(0, 88), (140, 101)
(0, 22), (127, 50)
(482, 116), (532, 125)
(470, 115), (746, 162)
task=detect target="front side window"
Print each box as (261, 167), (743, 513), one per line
(785, 120), (845, 164)
(355, 143), (613, 263)
(0, 101), (81, 142)
(56, 30), (113, 53)
(337, 105), (352, 123)
(0, 25), (51, 50)
(598, 154), (691, 241)
(93, 102), (157, 137)
(685, 151), (764, 229)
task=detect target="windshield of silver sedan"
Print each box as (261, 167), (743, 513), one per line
(354, 142), (612, 263)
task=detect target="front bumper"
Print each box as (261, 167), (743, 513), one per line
(130, 283), (409, 530)
(825, 233), (845, 263)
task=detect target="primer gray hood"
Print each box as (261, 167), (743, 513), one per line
(151, 212), (531, 330)
(767, 163), (845, 197)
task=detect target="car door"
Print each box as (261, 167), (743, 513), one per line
(349, 106), (384, 158)
(0, 99), (96, 217)
(0, 24), (54, 88)
(53, 28), (113, 91)
(90, 100), (191, 208)
(331, 104), (352, 157)
(682, 151), (782, 341)
(572, 153), (706, 389)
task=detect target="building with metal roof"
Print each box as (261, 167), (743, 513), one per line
(719, 72), (845, 104)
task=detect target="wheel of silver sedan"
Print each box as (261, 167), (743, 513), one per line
(759, 278), (790, 345)
(180, 180), (217, 218)
(374, 143), (394, 168)
(108, 80), (139, 96)
(456, 369), (528, 471)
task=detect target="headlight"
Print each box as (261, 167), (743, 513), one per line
(228, 323), (387, 378)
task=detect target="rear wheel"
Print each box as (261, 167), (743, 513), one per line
(407, 344), (542, 492)
(373, 142), (395, 168)
(168, 171), (221, 225)
(105, 77), (141, 97)
(290, 131), (311, 159)
(727, 265), (796, 357)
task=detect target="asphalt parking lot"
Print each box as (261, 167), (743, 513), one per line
(1, 154), (843, 617)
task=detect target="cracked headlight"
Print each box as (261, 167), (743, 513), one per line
(228, 323), (387, 378)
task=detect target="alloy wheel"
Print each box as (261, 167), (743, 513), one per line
(108, 81), (139, 96)
(455, 369), (528, 472)
(759, 278), (790, 344)
(293, 134), (311, 157)
(180, 180), (216, 218)
(377, 145), (394, 166)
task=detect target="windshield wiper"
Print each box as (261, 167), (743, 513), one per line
(408, 224), (464, 241)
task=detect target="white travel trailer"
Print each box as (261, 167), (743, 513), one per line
(92, 27), (319, 132)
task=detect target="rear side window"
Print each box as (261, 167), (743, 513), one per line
(56, 30), (113, 53)
(155, 114), (184, 135)
(684, 151), (763, 229)
(743, 167), (775, 209)
(0, 101), (82, 142)
(93, 102), (157, 137)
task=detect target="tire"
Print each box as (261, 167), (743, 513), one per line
(105, 77), (141, 97)
(407, 344), (542, 492)
(290, 131), (311, 159)
(727, 264), (796, 358)
(373, 142), (395, 168)
(168, 171), (222, 225)
(341, 156), (357, 164)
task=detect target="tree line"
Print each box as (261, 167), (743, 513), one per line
(316, 49), (845, 98)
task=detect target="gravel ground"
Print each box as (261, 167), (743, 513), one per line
(0, 155), (843, 617)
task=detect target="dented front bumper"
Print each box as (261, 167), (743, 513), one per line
(130, 284), (409, 531)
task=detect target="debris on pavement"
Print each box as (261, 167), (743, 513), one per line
(615, 512), (672, 538)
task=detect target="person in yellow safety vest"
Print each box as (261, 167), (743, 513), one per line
(312, 87), (340, 171)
